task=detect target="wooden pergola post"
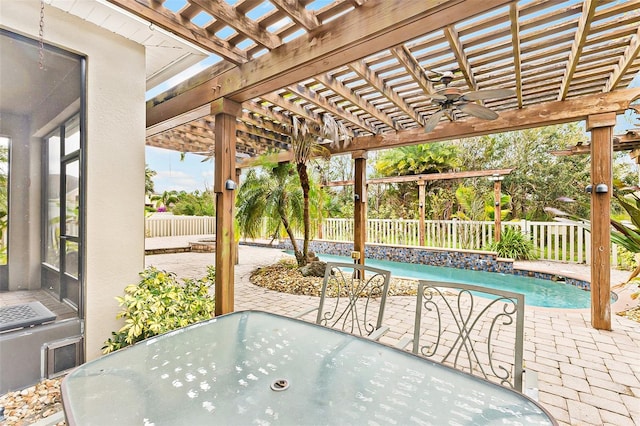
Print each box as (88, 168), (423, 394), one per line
(353, 151), (367, 266)
(213, 98), (241, 316)
(418, 181), (426, 246)
(587, 112), (616, 330)
(489, 175), (504, 242)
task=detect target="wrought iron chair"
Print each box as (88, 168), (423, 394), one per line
(296, 262), (391, 341)
(398, 280), (527, 392)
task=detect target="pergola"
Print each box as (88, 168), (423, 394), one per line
(109, 0), (640, 330)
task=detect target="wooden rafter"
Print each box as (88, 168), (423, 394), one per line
(189, 0), (281, 50)
(604, 24), (640, 92)
(349, 60), (426, 130)
(443, 25), (477, 91)
(557, 0), (597, 101)
(285, 83), (378, 134)
(105, 0), (247, 64)
(270, 0), (319, 31)
(314, 74), (398, 131)
(509, 3), (523, 108)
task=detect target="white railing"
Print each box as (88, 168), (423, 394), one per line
(146, 214), (216, 237)
(321, 218), (603, 265)
(145, 215), (624, 266)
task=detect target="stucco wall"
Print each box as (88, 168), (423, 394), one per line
(1, 1), (146, 360)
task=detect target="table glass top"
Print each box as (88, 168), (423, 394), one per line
(63, 310), (555, 425)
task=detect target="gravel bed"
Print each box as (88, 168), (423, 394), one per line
(0, 378), (65, 425)
(250, 258), (420, 296)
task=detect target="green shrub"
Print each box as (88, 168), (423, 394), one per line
(102, 266), (215, 354)
(489, 227), (536, 260)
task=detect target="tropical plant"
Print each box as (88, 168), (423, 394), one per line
(374, 143), (460, 176)
(286, 114), (351, 265)
(102, 266), (215, 353)
(371, 143), (460, 219)
(489, 227), (535, 260)
(150, 190), (179, 210)
(236, 161), (306, 263)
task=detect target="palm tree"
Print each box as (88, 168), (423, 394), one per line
(236, 162), (306, 264)
(287, 114), (351, 265)
(150, 190), (179, 211)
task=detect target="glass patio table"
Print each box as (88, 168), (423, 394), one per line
(62, 310), (556, 425)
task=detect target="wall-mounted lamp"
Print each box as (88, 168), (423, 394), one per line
(225, 179), (237, 190)
(594, 183), (608, 193)
(354, 193), (360, 202)
(585, 184), (608, 194)
(487, 174), (505, 182)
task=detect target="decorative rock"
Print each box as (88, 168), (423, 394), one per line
(300, 260), (327, 277)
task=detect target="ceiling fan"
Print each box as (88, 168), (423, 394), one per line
(423, 70), (515, 132)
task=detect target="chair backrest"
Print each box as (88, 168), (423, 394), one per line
(316, 262), (391, 337)
(413, 280), (525, 391)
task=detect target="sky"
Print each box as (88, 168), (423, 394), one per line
(147, 146), (214, 193)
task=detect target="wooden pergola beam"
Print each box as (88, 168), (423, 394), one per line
(332, 87), (640, 154)
(324, 168), (514, 187)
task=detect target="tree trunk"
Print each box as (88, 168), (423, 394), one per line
(279, 204), (303, 266)
(296, 161), (311, 266)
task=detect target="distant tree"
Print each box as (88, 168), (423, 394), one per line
(457, 124), (591, 220)
(145, 165), (156, 197)
(171, 189), (215, 216)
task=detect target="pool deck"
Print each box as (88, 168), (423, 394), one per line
(145, 235), (640, 426)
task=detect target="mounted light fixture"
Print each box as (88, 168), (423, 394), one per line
(585, 185), (593, 193)
(594, 183), (608, 193)
(225, 179), (237, 190)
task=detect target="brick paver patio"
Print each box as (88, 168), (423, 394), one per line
(146, 240), (640, 426)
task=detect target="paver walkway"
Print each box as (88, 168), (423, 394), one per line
(145, 237), (640, 426)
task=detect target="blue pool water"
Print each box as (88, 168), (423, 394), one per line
(313, 253), (595, 309)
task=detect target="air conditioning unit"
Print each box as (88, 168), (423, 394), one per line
(41, 336), (83, 379)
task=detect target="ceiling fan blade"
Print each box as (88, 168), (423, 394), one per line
(424, 109), (446, 132)
(461, 88), (515, 101)
(457, 102), (499, 120)
(429, 93), (448, 102)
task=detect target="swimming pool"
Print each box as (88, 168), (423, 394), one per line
(314, 253), (598, 309)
